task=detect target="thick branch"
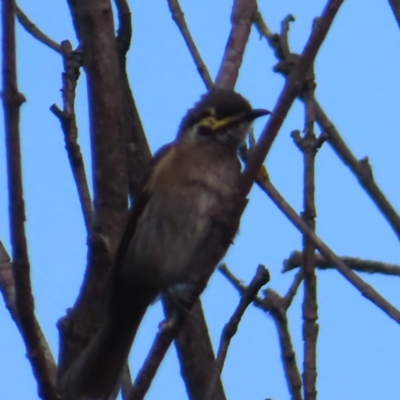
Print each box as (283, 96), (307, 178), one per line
(215, 0), (258, 88)
(59, 0), (129, 380)
(163, 299), (227, 400)
(2, 1), (57, 398)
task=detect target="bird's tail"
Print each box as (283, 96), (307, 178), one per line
(60, 304), (147, 400)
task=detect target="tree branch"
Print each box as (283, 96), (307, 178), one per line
(164, 299), (227, 400)
(256, 176), (400, 323)
(215, 0), (258, 88)
(114, 0), (131, 55)
(219, 265), (303, 400)
(293, 86), (322, 399)
(15, 4), (62, 53)
(254, 11), (400, 241)
(205, 265), (270, 400)
(59, 0), (129, 381)
(2, 1), (58, 398)
(241, 0), (344, 194)
(50, 41), (93, 233)
(167, 0), (213, 90)
(314, 103), (400, 240)
(284, 251), (400, 276)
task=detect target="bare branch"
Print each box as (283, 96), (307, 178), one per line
(255, 11), (400, 241)
(241, 0), (344, 195)
(256, 176), (400, 324)
(294, 86), (320, 400)
(128, 309), (186, 400)
(165, 299), (227, 400)
(205, 265), (270, 400)
(314, 103), (400, 240)
(58, 0), (130, 379)
(215, 0), (258, 88)
(15, 5), (62, 53)
(219, 265), (303, 400)
(2, 1), (58, 398)
(284, 251), (400, 276)
(167, 0), (213, 90)
(263, 289), (303, 400)
(282, 270), (304, 310)
(50, 41), (93, 233)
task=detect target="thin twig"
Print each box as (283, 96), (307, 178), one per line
(241, 0), (344, 195)
(215, 0), (258, 88)
(256, 176), (400, 324)
(167, 0), (213, 90)
(219, 265), (303, 400)
(2, 1), (58, 398)
(314, 103), (400, 240)
(282, 270), (304, 309)
(264, 289), (303, 400)
(255, 11), (400, 241)
(50, 41), (93, 232)
(284, 251), (400, 276)
(15, 5), (62, 53)
(114, 0), (151, 199)
(205, 265), (270, 400)
(294, 87), (320, 399)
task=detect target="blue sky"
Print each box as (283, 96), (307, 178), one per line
(1, 1), (400, 399)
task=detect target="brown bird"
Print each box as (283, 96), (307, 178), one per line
(62, 88), (269, 399)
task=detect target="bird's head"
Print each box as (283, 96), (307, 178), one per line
(177, 88), (270, 150)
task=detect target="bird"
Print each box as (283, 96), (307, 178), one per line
(63, 88), (270, 399)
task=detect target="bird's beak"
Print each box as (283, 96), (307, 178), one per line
(242, 109), (271, 122)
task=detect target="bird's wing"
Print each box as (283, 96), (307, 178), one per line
(112, 142), (175, 277)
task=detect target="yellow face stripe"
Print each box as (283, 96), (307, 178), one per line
(197, 114), (242, 131)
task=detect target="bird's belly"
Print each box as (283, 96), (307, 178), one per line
(120, 186), (222, 290)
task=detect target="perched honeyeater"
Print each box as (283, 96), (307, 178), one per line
(63, 88), (270, 399)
